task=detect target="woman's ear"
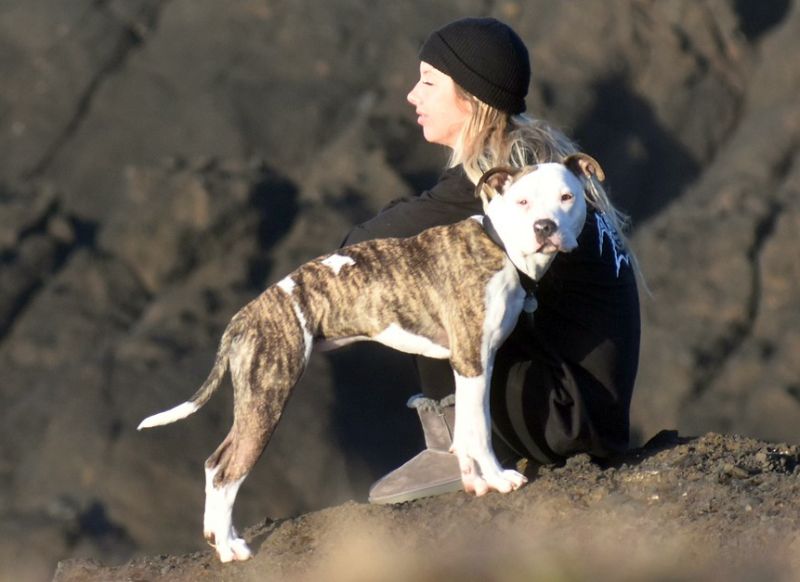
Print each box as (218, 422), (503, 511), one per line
(563, 153), (606, 182)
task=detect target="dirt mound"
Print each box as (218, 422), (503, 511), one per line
(52, 432), (800, 581)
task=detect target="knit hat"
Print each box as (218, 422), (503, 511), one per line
(419, 17), (530, 114)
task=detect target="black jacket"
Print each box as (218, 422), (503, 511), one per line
(343, 166), (483, 245)
(342, 166), (640, 464)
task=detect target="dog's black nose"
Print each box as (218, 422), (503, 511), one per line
(534, 219), (557, 242)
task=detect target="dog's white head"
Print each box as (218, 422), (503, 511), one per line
(478, 153), (603, 280)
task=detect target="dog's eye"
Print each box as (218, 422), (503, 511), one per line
(517, 199), (528, 206)
(561, 193), (573, 203)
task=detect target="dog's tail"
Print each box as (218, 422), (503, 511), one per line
(137, 315), (244, 431)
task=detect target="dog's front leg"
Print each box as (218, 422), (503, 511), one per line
(451, 372), (527, 495)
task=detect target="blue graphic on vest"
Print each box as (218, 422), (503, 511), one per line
(596, 212), (631, 277)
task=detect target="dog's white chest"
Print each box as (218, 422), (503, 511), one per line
(481, 260), (526, 358)
(373, 324), (451, 359)
(314, 324), (451, 358)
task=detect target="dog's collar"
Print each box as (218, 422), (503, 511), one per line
(482, 215), (506, 252)
(482, 215), (538, 299)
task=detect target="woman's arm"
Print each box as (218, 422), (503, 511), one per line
(341, 166), (481, 246)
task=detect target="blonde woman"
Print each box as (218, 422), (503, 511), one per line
(343, 17), (641, 504)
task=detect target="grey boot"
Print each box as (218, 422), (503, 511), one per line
(368, 394), (462, 505)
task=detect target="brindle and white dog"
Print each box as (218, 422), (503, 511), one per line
(138, 153), (603, 562)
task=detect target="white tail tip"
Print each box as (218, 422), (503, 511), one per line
(137, 401), (199, 430)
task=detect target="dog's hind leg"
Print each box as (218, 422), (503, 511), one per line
(204, 455), (250, 562)
(202, 328), (305, 562)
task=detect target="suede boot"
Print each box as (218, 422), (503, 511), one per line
(368, 394), (462, 504)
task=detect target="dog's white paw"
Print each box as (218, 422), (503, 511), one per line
(483, 468), (527, 493)
(453, 446), (527, 496)
(205, 527), (253, 563)
(216, 535), (253, 563)
(455, 455), (488, 495)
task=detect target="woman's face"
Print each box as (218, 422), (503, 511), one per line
(407, 61), (472, 148)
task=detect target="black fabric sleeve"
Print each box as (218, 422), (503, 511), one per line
(341, 167), (482, 247)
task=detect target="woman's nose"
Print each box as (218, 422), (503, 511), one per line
(407, 83), (419, 106)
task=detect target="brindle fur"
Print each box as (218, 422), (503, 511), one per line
(192, 219), (508, 488)
(292, 219), (507, 374)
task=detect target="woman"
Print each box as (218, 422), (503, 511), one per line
(342, 17), (641, 504)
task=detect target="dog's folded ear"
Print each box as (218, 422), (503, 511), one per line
(563, 153), (606, 182)
(475, 166), (520, 204)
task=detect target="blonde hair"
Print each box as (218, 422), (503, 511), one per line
(449, 90), (645, 287)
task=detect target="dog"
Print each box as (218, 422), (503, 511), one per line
(137, 153), (601, 562)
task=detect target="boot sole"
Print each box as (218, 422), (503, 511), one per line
(368, 478), (463, 505)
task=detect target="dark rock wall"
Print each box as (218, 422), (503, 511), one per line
(634, 5), (800, 443)
(1, 0), (798, 578)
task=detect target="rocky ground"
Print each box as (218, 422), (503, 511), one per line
(2, 1), (800, 580)
(52, 432), (800, 581)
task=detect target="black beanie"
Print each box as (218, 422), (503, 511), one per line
(419, 17), (531, 115)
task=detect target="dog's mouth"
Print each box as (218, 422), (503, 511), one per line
(536, 234), (572, 252)
(536, 237), (577, 254)
(535, 242), (559, 254)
